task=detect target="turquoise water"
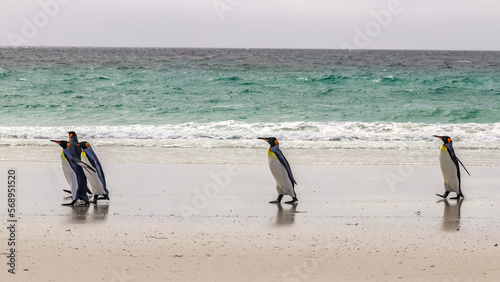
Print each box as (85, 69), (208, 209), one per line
(1, 47), (499, 153)
(2, 48), (500, 126)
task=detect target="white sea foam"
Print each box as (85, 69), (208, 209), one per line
(0, 121), (499, 151)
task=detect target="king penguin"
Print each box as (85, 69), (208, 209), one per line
(51, 140), (94, 206)
(63, 131), (92, 195)
(433, 135), (470, 199)
(258, 137), (298, 204)
(79, 141), (109, 203)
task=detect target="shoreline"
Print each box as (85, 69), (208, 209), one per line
(1, 145), (500, 166)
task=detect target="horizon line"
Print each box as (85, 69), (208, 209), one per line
(1, 45), (499, 52)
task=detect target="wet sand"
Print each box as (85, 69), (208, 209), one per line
(1, 161), (500, 281)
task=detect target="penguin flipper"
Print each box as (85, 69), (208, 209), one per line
(68, 156), (96, 174)
(78, 160), (97, 174)
(446, 144), (470, 177)
(456, 157), (471, 176)
(83, 149), (107, 189)
(271, 147), (297, 186)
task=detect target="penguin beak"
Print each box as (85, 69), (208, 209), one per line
(257, 137), (269, 142)
(50, 140), (61, 144)
(433, 135), (443, 140)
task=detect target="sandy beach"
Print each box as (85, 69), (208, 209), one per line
(1, 160), (499, 281)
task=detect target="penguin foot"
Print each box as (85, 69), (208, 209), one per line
(436, 191), (450, 199)
(269, 195), (283, 204)
(284, 197), (298, 205)
(93, 195), (110, 203)
(63, 189), (72, 194)
(62, 200), (77, 206)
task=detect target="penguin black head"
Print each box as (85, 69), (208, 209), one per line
(51, 140), (70, 149)
(433, 135), (452, 144)
(68, 131), (79, 142)
(258, 137), (279, 147)
(79, 142), (91, 150)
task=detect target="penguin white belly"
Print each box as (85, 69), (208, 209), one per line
(61, 152), (78, 199)
(81, 152), (106, 195)
(268, 153), (294, 197)
(439, 148), (459, 192)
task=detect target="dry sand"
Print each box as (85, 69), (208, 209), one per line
(1, 161), (500, 281)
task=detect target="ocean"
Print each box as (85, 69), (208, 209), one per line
(1, 47), (499, 164)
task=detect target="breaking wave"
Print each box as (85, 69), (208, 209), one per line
(1, 121), (499, 150)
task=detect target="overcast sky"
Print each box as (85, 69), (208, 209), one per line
(1, 0), (499, 50)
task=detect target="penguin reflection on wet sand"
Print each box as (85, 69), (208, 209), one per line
(258, 137), (298, 204)
(80, 141), (110, 203)
(433, 135), (470, 199)
(51, 140), (95, 206)
(439, 199), (463, 232)
(70, 205), (90, 222)
(275, 203), (297, 226)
